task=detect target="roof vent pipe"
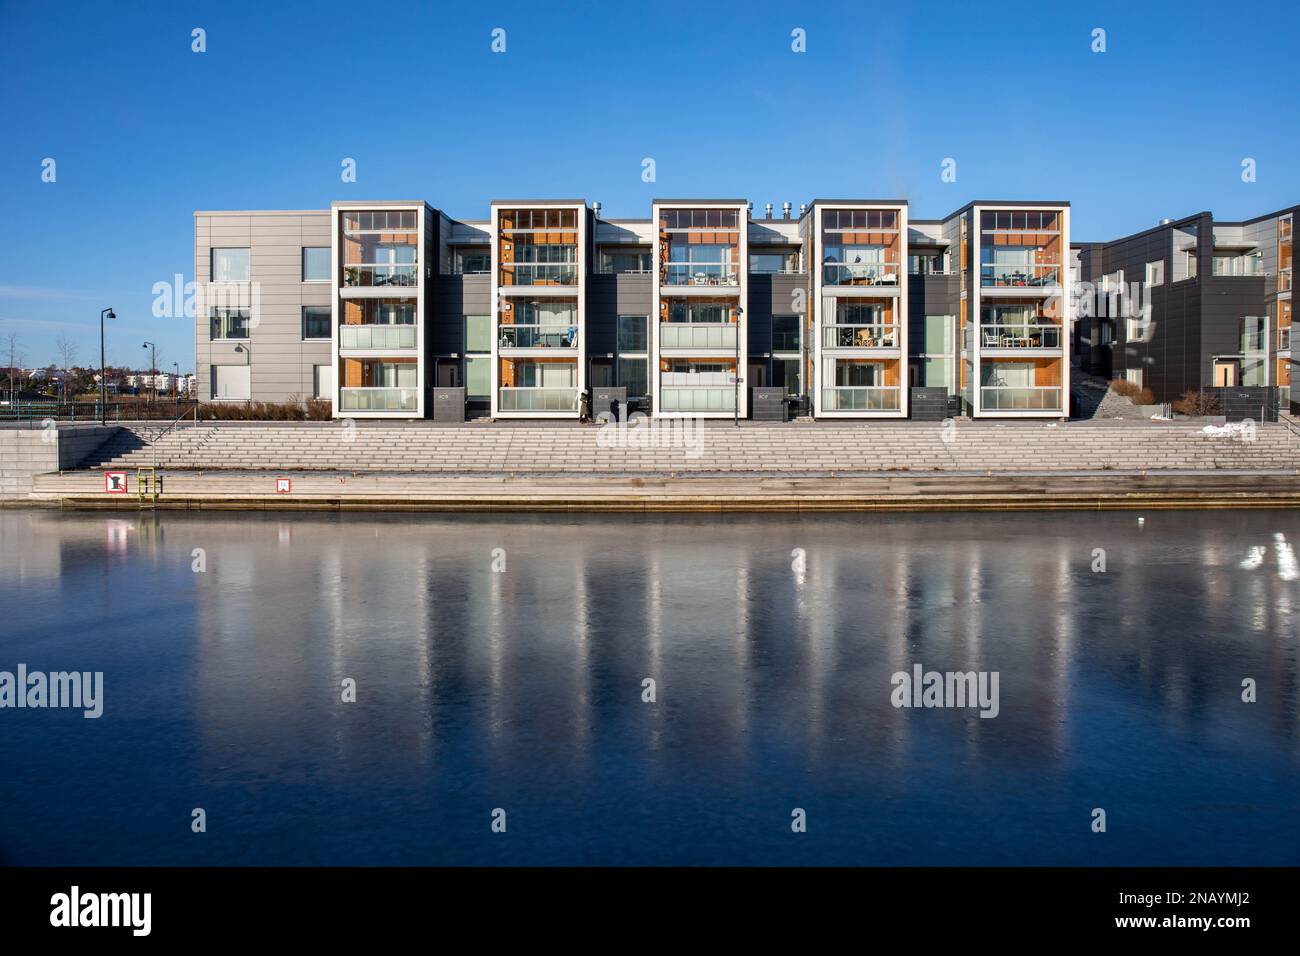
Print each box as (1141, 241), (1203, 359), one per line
(782, 202), (792, 219)
(1159, 218), (1172, 225)
(799, 203), (807, 216)
(592, 202), (601, 216)
(764, 203), (773, 218)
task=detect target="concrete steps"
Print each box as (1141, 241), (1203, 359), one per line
(77, 420), (1300, 474)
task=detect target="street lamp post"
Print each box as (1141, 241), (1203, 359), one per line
(173, 362), (180, 407)
(99, 308), (115, 425)
(142, 341), (157, 403)
(733, 306), (744, 426)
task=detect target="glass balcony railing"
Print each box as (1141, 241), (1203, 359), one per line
(821, 262), (900, 287)
(660, 386), (736, 411)
(343, 264), (418, 287)
(1280, 268), (1292, 291)
(980, 264), (1061, 288)
(500, 263), (578, 285)
(822, 324), (899, 349)
(662, 263), (740, 287)
(498, 387), (579, 411)
(979, 324), (1061, 349)
(979, 386), (1062, 410)
(499, 325), (578, 349)
(339, 325), (417, 349)
(660, 323), (737, 349)
(820, 386), (900, 411)
(339, 387), (418, 412)
(1279, 328), (1291, 351)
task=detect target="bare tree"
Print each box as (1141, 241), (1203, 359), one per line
(56, 331), (78, 401)
(3, 332), (25, 402)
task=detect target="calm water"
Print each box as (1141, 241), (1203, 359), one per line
(1, 508), (1298, 866)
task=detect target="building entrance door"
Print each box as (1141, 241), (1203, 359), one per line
(1212, 359), (1240, 387)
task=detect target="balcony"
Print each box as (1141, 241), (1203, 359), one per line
(820, 386), (900, 411)
(339, 387), (418, 412)
(500, 263), (578, 286)
(339, 325), (417, 350)
(498, 387), (579, 412)
(1280, 268), (1292, 292)
(979, 386), (1062, 411)
(980, 264), (1061, 289)
(979, 324), (1061, 349)
(822, 324), (899, 349)
(498, 325), (577, 349)
(343, 264), (418, 288)
(660, 323), (737, 349)
(662, 263), (740, 287)
(822, 262), (900, 288)
(660, 386), (735, 412)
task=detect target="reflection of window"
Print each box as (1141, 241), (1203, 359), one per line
(618, 358), (648, 398)
(772, 357), (801, 396)
(212, 364), (250, 400)
(1145, 260), (1164, 287)
(750, 251), (798, 273)
(465, 357), (490, 398)
(981, 362), (1034, 387)
(668, 301), (728, 324)
(617, 315), (647, 352)
(302, 248), (330, 281)
(600, 250), (651, 274)
(773, 315), (800, 352)
(458, 251), (490, 273)
(210, 308), (250, 340)
(302, 307), (331, 340)
(212, 248), (250, 281)
(466, 315), (491, 353)
(312, 364), (333, 399)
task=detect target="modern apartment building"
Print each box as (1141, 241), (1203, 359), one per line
(206, 191), (1300, 425)
(1074, 204), (1295, 411)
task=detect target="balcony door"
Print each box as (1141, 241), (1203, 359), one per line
(1212, 359), (1239, 387)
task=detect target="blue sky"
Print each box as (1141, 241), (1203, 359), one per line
(2, 0), (1297, 370)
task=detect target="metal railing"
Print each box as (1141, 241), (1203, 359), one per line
(498, 325), (578, 349)
(980, 324), (1062, 349)
(499, 263), (578, 285)
(980, 264), (1061, 288)
(0, 400), (199, 424)
(343, 264), (418, 287)
(338, 387), (418, 411)
(822, 324), (899, 348)
(821, 262), (900, 287)
(339, 325), (417, 349)
(662, 263), (740, 286)
(979, 385), (1062, 410)
(820, 386), (900, 411)
(498, 387), (579, 411)
(660, 323), (737, 349)
(660, 386), (736, 411)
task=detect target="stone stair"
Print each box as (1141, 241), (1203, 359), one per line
(73, 420), (1300, 474)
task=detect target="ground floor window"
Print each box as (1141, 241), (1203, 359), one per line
(211, 364), (251, 400)
(312, 364), (333, 400)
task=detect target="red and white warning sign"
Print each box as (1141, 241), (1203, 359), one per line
(104, 471), (128, 494)
(276, 477), (292, 494)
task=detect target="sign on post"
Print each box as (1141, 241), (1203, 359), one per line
(104, 471), (128, 494)
(276, 478), (292, 494)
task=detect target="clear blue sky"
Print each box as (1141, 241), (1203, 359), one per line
(2, 0), (1296, 371)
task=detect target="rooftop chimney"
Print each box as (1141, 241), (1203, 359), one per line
(764, 203), (773, 219)
(782, 202), (792, 220)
